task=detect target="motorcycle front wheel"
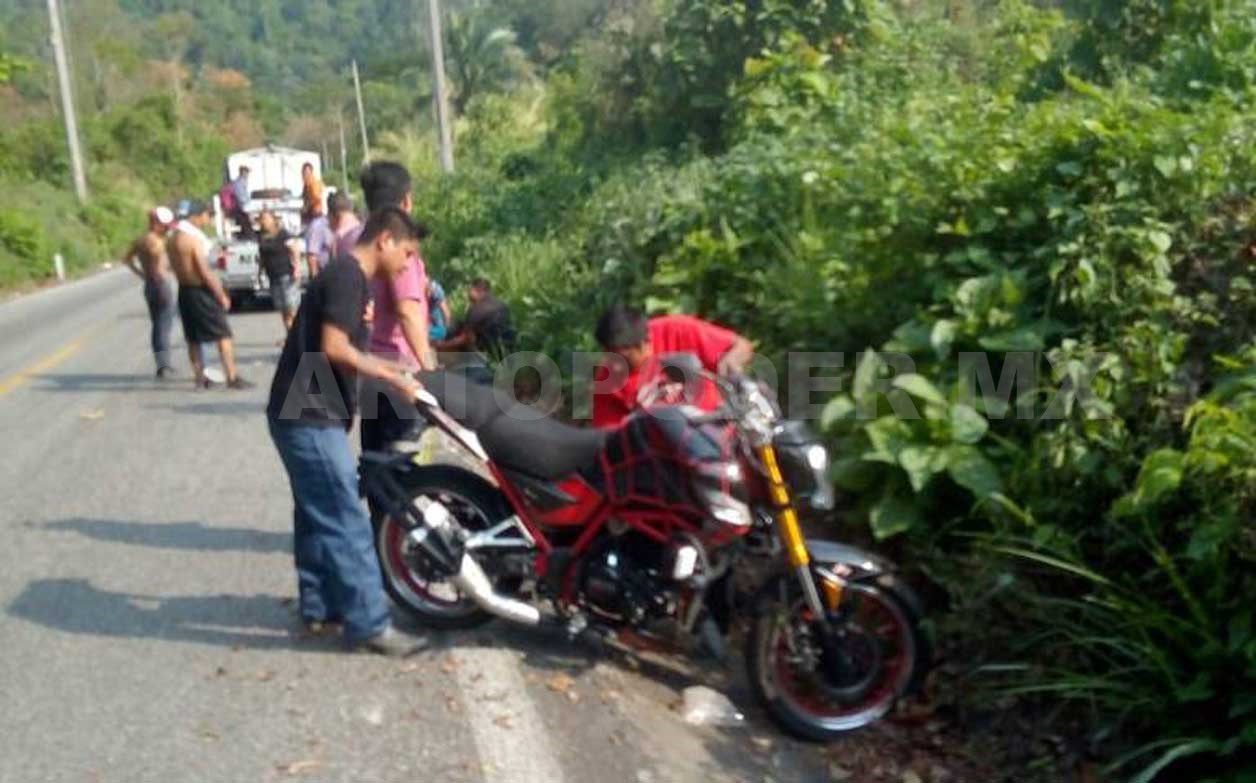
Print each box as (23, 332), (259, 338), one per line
(747, 576), (925, 741)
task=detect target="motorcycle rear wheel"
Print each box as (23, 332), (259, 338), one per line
(747, 577), (924, 741)
(372, 466), (507, 630)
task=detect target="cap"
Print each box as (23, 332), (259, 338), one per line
(151, 206), (175, 226)
(184, 199), (211, 217)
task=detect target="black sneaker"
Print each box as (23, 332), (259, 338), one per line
(226, 377), (256, 391)
(353, 627), (426, 658)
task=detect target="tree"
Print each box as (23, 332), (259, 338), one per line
(152, 12), (201, 144)
(444, 3), (532, 115)
(492, 0), (621, 67)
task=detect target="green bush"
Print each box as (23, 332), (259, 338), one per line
(0, 207), (52, 287)
(0, 88), (238, 288)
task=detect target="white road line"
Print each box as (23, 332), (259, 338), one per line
(452, 646), (566, 783)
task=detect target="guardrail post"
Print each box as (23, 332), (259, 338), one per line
(54, 253), (65, 283)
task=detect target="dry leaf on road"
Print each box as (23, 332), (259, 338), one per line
(276, 759), (322, 776)
(546, 673), (575, 694)
(600, 688), (623, 704)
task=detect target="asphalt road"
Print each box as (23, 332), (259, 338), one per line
(0, 269), (830, 783)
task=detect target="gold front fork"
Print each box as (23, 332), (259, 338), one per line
(759, 444), (810, 568)
(759, 445), (838, 614)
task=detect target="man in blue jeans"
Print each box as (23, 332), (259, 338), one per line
(124, 206), (178, 379)
(266, 207), (426, 656)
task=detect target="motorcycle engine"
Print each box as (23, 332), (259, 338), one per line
(579, 534), (673, 625)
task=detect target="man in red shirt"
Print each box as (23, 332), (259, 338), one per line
(591, 305), (754, 429)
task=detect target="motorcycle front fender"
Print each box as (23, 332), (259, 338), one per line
(806, 539), (924, 622)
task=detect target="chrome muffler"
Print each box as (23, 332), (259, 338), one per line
(450, 552), (541, 626)
(411, 497), (541, 626)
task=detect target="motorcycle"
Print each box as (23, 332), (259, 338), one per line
(360, 357), (928, 740)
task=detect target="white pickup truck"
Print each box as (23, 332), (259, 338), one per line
(211, 145), (326, 307)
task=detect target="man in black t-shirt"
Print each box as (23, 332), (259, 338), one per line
(433, 277), (516, 383)
(266, 207), (425, 657)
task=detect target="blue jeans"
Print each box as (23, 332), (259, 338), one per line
(143, 276), (176, 371)
(268, 417), (391, 642)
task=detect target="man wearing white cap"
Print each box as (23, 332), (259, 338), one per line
(124, 206), (178, 379)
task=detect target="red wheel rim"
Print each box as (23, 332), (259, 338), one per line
(383, 518), (460, 607)
(767, 582), (914, 726)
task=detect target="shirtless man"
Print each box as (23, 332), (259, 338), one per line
(168, 200), (253, 390)
(124, 206), (178, 379)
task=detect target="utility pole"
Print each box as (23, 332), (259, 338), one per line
(351, 59), (371, 165)
(426, 0), (455, 173)
(337, 110), (351, 195)
(46, 0), (88, 203)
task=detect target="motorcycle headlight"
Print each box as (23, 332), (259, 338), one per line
(773, 423), (836, 512)
(808, 447), (836, 511)
(805, 443), (829, 472)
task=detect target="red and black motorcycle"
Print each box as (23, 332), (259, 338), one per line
(360, 358), (928, 740)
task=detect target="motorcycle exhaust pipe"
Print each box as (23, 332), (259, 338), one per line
(450, 552), (541, 626)
(407, 496), (542, 626)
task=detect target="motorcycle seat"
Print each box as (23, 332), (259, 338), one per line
(416, 371), (609, 481)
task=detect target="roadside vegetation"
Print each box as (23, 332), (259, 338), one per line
(2, 0), (1253, 778)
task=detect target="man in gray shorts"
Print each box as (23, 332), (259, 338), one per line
(257, 209), (302, 331)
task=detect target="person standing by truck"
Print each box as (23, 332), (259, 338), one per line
(304, 191), (358, 278)
(220, 166), (254, 239)
(124, 206), (178, 379)
(169, 200), (253, 390)
(257, 210), (302, 332)
(300, 163), (325, 227)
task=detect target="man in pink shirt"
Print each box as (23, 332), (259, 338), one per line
(369, 246), (431, 368)
(354, 161), (437, 452)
